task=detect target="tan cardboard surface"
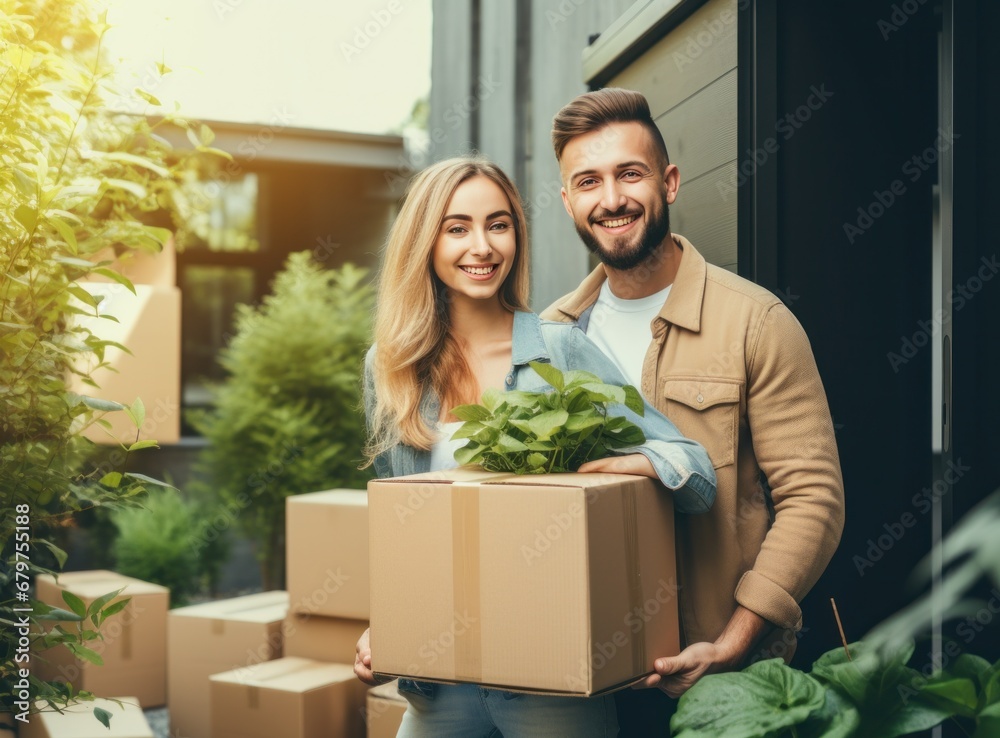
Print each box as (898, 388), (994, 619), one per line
(209, 657), (367, 738)
(286, 490), (369, 619)
(282, 613), (367, 664)
(35, 571), (168, 707)
(20, 697), (152, 738)
(368, 471), (678, 695)
(365, 681), (406, 738)
(167, 591), (287, 738)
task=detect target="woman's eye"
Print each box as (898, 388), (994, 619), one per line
(446, 225), (466, 234)
(489, 221), (510, 231)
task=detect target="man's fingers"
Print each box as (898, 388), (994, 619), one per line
(632, 673), (661, 689)
(654, 657), (683, 675)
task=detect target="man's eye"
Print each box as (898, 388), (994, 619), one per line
(578, 178), (597, 187)
(621, 171), (641, 179)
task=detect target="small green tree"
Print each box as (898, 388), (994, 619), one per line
(191, 253), (374, 590)
(1, 0), (218, 724)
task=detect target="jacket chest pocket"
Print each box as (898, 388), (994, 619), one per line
(662, 378), (741, 469)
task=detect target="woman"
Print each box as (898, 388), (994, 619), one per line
(355, 157), (715, 737)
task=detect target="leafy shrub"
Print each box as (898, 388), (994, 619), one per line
(451, 362), (645, 473)
(112, 490), (227, 606)
(0, 0), (212, 723)
(191, 252), (375, 589)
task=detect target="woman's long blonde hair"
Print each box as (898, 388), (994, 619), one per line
(364, 157), (530, 461)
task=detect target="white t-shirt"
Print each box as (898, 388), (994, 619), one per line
(429, 421), (465, 472)
(585, 281), (673, 389)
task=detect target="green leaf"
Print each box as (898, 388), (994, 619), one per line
(62, 590), (87, 618)
(451, 404), (492, 422)
(920, 677), (978, 717)
(623, 384), (645, 415)
(481, 387), (503, 412)
(34, 607), (83, 622)
(98, 598), (130, 622)
(87, 588), (124, 621)
(130, 396), (146, 427)
(100, 472), (123, 488)
(562, 369), (603, 389)
(12, 166), (36, 197)
(50, 217), (79, 253)
(528, 361), (565, 391)
(526, 452), (548, 469)
(34, 538), (69, 569)
(92, 267), (136, 295)
(94, 707), (112, 729)
(579, 382), (626, 404)
(68, 643), (104, 666)
(14, 203), (37, 232)
(78, 396), (127, 412)
(123, 472), (177, 490)
(134, 87), (162, 106)
(127, 439), (158, 452)
(565, 412), (604, 434)
(454, 444), (483, 466)
(104, 178), (147, 199)
(671, 659), (826, 738)
(497, 433), (529, 454)
(525, 409), (569, 442)
(975, 701), (1000, 738)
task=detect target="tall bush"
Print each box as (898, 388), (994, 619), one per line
(191, 253), (374, 590)
(1, 0), (213, 724)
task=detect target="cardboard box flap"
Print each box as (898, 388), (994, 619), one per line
(41, 570), (168, 599)
(171, 591), (288, 623)
(288, 489), (367, 507)
(372, 469), (649, 489)
(26, 696), (153, 737)
(210, 657), (356, 693)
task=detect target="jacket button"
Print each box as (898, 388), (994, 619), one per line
(697, 393), (704, 403)
(505, 373), (514, 386)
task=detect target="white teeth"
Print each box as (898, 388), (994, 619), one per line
(600, 215), (638, 228)
(461, 265), (495, 275)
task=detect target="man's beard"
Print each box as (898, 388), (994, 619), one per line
(575, 203), (670, 271)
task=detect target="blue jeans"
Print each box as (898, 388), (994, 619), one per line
(396, 683), (619, 737)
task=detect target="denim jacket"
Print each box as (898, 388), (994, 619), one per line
(363, 310), (716, 698)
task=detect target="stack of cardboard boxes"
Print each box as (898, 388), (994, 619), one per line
(205, 489), (373, 738)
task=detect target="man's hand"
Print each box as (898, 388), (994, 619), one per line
(354, 627), (390, 685)
(633, 641), (739, 698)
(577, 453), (656, 478)
(635, 606), (770, 697)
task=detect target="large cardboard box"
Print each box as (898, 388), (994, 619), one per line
(209, 657), (368, 738)
(167, 591), (288, 738)
(283, 612), (368, 664)
(19, 697), (153, 738)
(365, 681), (407, 738)
(286, 490), (369, 619)
(34, 571), (168, 707)
(368, 469), (679, 696)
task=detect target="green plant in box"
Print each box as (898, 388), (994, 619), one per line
(450, 361), (646, 474)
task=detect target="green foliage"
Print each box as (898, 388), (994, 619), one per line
(190, 252), (375, 589)
(671, 640), (999, 737)
(451, 362), (645, 474)
(0, 0), (209, 723)
(111, 490), (227, 606)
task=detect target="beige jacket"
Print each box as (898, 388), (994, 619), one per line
(541, 235), (845, 655)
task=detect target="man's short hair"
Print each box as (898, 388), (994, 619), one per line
(551, 88), (670, 167)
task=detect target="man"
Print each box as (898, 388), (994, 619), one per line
(540, 88), (845, 732)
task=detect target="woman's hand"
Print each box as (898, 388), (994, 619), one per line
(577, 453), (656, 478)
(354, 627), (390, 685)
